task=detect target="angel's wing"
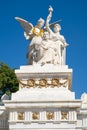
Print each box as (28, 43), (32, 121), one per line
(15, 17), (33, 34)
(43, 20), (61, 31)
(49, 20), (61, 29)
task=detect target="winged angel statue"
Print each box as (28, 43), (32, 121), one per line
(15, 6), (68, 65)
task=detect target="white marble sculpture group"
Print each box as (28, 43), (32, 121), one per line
(1, 5), (87, 130)
(15, 6), (68, 65)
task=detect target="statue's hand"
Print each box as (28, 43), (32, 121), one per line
(49, 6), (53, 12)
(24, 32), (30, 40)
(65, 43), (69, 47)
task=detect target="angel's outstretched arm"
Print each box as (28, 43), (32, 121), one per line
(46, 6), (53, 33)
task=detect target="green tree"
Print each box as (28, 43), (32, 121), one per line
(0, 62), (19, 97)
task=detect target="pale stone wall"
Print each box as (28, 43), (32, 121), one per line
(0, 106), (8, 130)
(0, 91), (87, 130)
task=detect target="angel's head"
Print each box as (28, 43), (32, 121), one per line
(37, 18), (45, 28)
(54, 24), (61, 33)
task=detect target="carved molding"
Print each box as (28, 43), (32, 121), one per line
(18, 112), (24, 120)
(39, 79), (48, 87)
(19, 78), (69, 89)
(32, 112), (39, 120)
(61, 111), (68, 120)
(51, 78), (59, 87)
(17, 111), (71, 121)
(46, 112), (54, 120)
(27, 79), (35, 87)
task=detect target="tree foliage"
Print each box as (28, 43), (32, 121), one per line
(0, 62), (19, 96)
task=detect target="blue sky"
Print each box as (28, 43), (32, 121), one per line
(0, 0), (87, 99)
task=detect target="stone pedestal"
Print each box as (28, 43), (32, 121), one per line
(2, 64), (82, 130)
(15, 64), (73, 90)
